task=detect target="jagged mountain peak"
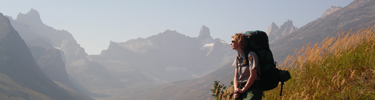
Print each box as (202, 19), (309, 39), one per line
(280, 20), (293, 27)
(267, 22), (279, 35)
(267, 19), (297, 42)
(0, 14), (19, 40)
(155, 29), (185, 37)
(198, 25), (213, 40)
(163, 29), (177, 33)
(271, 22), (278, 27)
(0, 13), (83, 99)
(16, 9), (43, 25)
(148, 29), (190, 41)
(107, 41), (117, 47)
(280, 20), (296, 35)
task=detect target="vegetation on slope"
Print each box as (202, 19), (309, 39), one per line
(0, 74), (51, 100)
(212, 26), (375, 100)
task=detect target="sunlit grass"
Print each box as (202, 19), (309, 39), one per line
(265, 25), (375, 100)
(212, 25), (375, 100)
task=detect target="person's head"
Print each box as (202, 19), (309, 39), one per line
(231, 33), (248, 51)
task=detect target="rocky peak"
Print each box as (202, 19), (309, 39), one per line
(16, 9), (43, 25)
(161, 29), (179, 35)
(321, 6), (342, 18)
(267, 22), (279, 36)
(0, 13), (79, 99)
(267, 20), (297, 42)
(198, 25), (213, 40)
(279, 20), (296, 36)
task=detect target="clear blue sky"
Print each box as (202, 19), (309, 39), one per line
(0, 0), (353, 55)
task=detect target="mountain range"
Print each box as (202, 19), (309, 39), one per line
(119, 0), (375, 99)
(0, 13), (91, 100)
(6, 9), (236, 98)
(91, 25), (235, 85)
(0, 0), (373, 99)
(9, 9), (123, 97)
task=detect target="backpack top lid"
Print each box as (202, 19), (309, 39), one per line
(243, 30), (269, 41)
(243, 30), (270, 50)
(243, 30), (260, 34)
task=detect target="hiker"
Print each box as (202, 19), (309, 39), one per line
(231, 33), (263, 100)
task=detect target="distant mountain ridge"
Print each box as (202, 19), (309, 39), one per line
(9, 9), (123, 97)
(16, 9), (76, 47)
(94, 27), (235, 84)
(125, 0), (375, 99)
(3, 0), (368, 99)
(6, 9), (236, 99)
(0, 13), (89, 100)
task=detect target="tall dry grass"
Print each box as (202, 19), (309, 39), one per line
(265, 25), (375, 100)
(212, 25), (375, 100)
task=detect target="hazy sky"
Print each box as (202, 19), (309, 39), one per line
(0, 0), (353, 55)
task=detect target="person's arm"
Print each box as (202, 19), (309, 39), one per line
(233, 67), (240, 98)
(240, 68), (257, 92)
(238, 53), (259, 93)
(234, 67), (238, 90)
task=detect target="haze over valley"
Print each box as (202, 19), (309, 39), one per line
(0, 0), (373, 100)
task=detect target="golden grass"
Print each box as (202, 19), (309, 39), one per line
(265, 25), (375, 100)
(212, 25), (375, 100)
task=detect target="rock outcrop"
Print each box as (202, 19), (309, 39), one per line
(198, 25), (213, 41)
(321, 6), (342, 18)
(266, 22), (279, 36)
(267, 20), (298, 42)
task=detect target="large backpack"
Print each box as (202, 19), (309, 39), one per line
(243, 30), (291, 96)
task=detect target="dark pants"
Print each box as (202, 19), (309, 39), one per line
(236, 81), (263, 100)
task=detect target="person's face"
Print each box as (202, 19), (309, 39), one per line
(231, 38), (240, 50)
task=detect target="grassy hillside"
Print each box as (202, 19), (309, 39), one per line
(0, 73), (52, 100)
(270, 0), (375, 63)
(215, 26), (375, 100)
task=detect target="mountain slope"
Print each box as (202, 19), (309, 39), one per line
(0, 73), (51, 100)
(10, 9), (124, 97)
(120, 62), (234, 100)
(0, 13), (88, 100)
(29, 46), (72, 87)
(271, 0), (375, 62)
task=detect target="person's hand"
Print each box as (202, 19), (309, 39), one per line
(234, 88), (245, 93)
(234, 88), (239, 93)
(233, 93), (239, 99)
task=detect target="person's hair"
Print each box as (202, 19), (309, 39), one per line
(232, 33), (248, 50)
